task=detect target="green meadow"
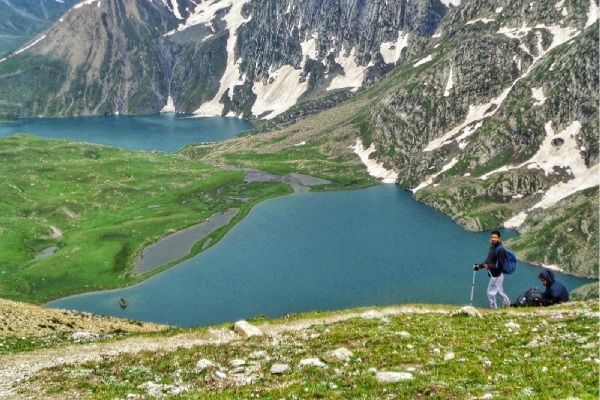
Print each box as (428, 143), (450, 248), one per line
(0, 134), (373, 304)
(0, 135), (295, 303)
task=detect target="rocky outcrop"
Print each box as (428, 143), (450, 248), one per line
(0, 0), (182, 117)
(0, 0), (450, 118)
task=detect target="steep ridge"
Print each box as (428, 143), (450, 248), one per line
(0, 0), (80, 56)
(0, 0), (183, 117)
(0, 0), (451, 118)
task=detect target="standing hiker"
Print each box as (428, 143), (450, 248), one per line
(539, 269), (569, 305)
(473, 230), (511, 309)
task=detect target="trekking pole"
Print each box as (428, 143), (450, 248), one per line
(470, 269), (477, 306)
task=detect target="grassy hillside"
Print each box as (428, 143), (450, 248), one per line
(0, 134), (374, 304)
(0, 135), (293, 303)
(1, 300), (598, 399)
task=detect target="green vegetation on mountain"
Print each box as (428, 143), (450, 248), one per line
(0, 0), (79, 58)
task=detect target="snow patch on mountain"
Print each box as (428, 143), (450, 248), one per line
(531, 87), (546, 106)
(415, 19), (594, 204)
(252, 66), (308, 119)
(443, 65), (453, 97)
(413, 54), (433, 67)
(499, 120), (599, 227)
(439, 0), (461, 7)
(380, 31), (409, 64)
(327, 47), (367, 92)
(188, 0), (251, 118)
(412, 157), (459, 192)
(352, 139), (398, 183)
(161, 96), (176, 113)
(466, 18), (495, 25)
(586, 0), (599, 28)
(423, 23), (581, 154)
(160, 0), (184, 19)
(74, 0), (100, 9)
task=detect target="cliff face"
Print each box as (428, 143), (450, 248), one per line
(0, 0), (190, 116)
(0, 0), (450, 118)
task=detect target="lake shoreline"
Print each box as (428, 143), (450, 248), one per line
(130, 169), (333, 278)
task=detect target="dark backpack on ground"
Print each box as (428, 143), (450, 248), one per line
(495, 245), (517, 275)
(513, 287), (543, 307)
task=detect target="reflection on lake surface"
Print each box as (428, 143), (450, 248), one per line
(47, 185), (595, 327)
(0, 114), (251, 152)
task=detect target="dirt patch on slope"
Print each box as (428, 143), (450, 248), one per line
(0, 298), (167, 338)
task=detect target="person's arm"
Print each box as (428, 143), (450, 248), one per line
(541, 289), (555, 306)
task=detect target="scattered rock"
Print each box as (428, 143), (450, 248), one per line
(454, 306), (482, 318)
(70, 332), (100, 341)
(234, 320), (263, 338)
(299, 358), (327, 368)
(196, 359), (217, 371)
(505, 322), (520, 329)
(214, 371), (227, 380)
(270, 364), (290, 374)
(139, 381), (188, 397)
(324, 347), (354, 363)
(229, 359), (246, 367)
(375, 371), (413, 382)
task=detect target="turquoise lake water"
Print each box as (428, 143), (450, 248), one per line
(0, 113), (251, 152)
(47, 185), (593, 327)
(3, 114), (593, 327)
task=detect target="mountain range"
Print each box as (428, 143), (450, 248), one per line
(0, 0), (597, 278)
(0, 0), (80, 56)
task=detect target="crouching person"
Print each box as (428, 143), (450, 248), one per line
(539, 269), (569, 306)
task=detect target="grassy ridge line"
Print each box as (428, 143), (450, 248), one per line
(2, 302), (598, 399)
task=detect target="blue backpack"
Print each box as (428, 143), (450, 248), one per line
(496, 245), (517, 275)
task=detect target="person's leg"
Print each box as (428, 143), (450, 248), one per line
(487, 278), (498, 309)
(494, 274), (511, 307)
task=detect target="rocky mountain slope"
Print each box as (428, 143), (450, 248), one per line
(0, 0), (450, 118)
(363, 0), (599, 276)
(0, 0), (597, 277)
(0, 0), (79, 57)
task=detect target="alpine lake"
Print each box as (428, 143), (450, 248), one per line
(1, 114), (593, 327)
